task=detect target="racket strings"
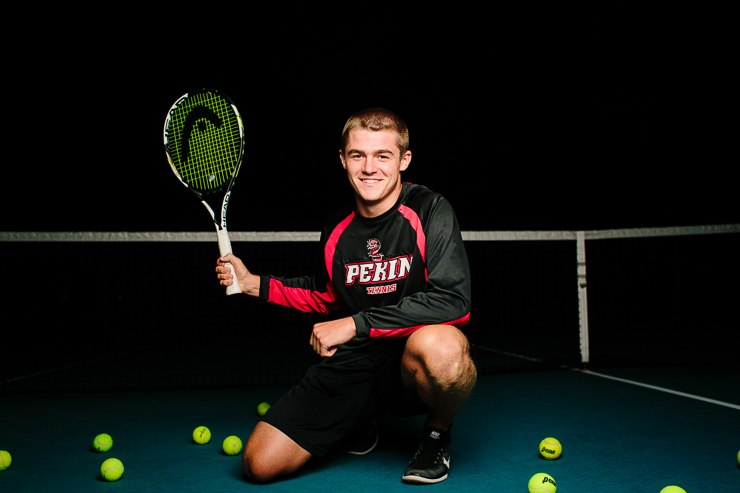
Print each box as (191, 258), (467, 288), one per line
(167, 91), (242, 193)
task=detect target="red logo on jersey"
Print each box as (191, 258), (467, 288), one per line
(345, 255), (413, 285)
(367, 238), (383, 260)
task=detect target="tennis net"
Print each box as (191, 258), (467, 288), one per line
(1, 225), (737, 393)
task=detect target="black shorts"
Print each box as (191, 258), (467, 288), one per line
(260, 343), (429, 456)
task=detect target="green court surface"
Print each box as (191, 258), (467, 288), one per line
(2, 365), (738, 492)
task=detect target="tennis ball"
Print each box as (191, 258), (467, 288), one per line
(528, 472), (556, 493)
(223, 436), (243, 456)
(100, 458), (124, 481)
(94, 433), (113, 453)
(0, 450), (11, 471)
(660, 487), (686, 493)
(257, 402), (271, 416)
(539, 437), (562, 460)
(193, 426), (211, 444)
(737, 449), (739, 465)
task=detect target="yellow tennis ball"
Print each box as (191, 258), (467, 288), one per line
(528, 472), (556, 493)
(94, 433), (113, 453)
(660, 487), (686, 493)
(193, 426), (211, 444)
(0, 450), (11, 471)
(223, 436), (243, 456)
(737, 449), (739, 465)
(257, 402), (271, 416)
(539, 437), (562, 460)
(100, 458), (124, 481)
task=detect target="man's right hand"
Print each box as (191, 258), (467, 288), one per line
(216, 253), (260, 297)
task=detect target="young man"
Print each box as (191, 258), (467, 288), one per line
(216, 108), (476, 484)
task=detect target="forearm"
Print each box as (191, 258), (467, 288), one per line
(239, 272), (261, 297)
(353, 288), (471, 339)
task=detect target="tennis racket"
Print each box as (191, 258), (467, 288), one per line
(163, 88), (244, 295)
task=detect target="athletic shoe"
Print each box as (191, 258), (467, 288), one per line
(343, 419), (379, 455)
(402, 426), (451, 484)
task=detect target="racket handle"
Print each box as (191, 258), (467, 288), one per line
(217, 230), (242, 296)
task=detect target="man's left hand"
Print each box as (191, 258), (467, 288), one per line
(310, 317), (357, 357)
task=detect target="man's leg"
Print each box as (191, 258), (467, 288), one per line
(400, 324), (477, 483)
(242, 421), (312, 483)
(401, 324), (477, 428)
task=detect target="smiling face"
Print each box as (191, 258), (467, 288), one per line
(340, 128), (412, 218)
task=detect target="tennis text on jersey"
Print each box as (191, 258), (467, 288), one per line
(345, 255), (413, 285)
(366, 284), (397, 295)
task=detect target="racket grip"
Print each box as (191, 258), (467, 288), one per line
(217, 230), (242, 296)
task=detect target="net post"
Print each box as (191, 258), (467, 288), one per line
(577, 231), (590, 368)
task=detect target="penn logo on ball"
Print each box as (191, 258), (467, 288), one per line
(528, 472), (556, 493)
(193, 426), (211, 444)
(539, 437), (562, 460)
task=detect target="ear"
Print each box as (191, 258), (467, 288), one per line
(339, 149), (347, 169)
(400, 150), (412, 172)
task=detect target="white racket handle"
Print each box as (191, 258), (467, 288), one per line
(217, 229), (242, 295)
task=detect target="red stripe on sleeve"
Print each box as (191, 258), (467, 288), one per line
(268, 279), (341, 314)
(398, 205), (426, 262)
(398, 205), (427, 280)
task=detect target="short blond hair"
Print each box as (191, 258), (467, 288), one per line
(340, 108), (410, 155)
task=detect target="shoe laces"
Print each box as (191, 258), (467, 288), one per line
(412, 433), (449, 464)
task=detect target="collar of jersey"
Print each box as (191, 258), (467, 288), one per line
(353, 183), (409, 224)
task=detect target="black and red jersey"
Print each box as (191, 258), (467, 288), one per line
(258, 182), (471, 351)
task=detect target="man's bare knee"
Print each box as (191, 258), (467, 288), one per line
(242, 452), (263, 483)
(241, 421), (312, 483)
(242, 451), (279, 484)
(405, 325), (474, 388)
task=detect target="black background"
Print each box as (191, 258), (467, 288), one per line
(5, 11), (735, 234)
(2, 10), (738, 392)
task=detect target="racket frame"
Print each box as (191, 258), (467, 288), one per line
(163, 89), (244, 295)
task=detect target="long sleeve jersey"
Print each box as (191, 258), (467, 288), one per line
(258, 182), (471, 352)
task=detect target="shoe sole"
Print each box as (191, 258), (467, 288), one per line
(401, 473), (449, 484)
(344, 421), (379, 455)
(345, 436), (378, 455)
